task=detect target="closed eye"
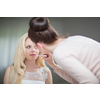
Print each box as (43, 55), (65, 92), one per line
(34, 46), (37, 49)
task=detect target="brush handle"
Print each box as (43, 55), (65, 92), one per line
(38, 55), (47, 57)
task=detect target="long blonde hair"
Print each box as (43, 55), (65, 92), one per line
(9, 33), (46, 84)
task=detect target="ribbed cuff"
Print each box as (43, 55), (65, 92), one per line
(53, 65), (59, 73)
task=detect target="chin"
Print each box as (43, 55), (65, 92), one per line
(31, 58), (37, 61)
(28, 57), (38, 61)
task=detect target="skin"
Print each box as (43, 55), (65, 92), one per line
(37, 38), (65, 54)
(41, 53), (57, 69)
(3, 38), (53, 84)
(37, 38), (65, 69)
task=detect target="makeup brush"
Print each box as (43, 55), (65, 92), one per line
(38, 55), (47, 57)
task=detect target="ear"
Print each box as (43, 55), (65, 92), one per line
(37, 42), (43, 49)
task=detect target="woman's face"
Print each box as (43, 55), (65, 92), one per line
(25, 38), (39, 61)
(36, 43), (50, 54)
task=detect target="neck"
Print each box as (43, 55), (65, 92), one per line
(24, 59), (38, 69)
(44, 38), (65, 53)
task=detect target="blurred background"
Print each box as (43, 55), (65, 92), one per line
(0, 17), (100, 84)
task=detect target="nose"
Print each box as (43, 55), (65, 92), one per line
(31, 47), (36, 52)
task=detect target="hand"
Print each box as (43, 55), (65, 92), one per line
(40, 53), (57, 69)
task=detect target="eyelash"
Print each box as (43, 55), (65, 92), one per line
(27, 46), (31, 48)
(34, 47), (37, 49)
(26, 46), (37, 49)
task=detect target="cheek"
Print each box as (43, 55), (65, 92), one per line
(37, 47), (42, 52)
(26, 50), (30, 56)
(36, 49), (39, 54)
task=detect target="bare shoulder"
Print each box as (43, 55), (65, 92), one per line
(3, 66), (11, 84)
(45, 67), (53, 84)
(7, 66), (11, 71)
(48, 68), (51, 73)
(47, 68), (52, 77)
(5, 66), (11, 74)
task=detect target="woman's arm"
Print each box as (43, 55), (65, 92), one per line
(54, 65), (78, 84)
(3, 66), (11, 84)
(45, 69), (53, 84)
(41, 53), (77, 84)
(54, 54), (99, 84)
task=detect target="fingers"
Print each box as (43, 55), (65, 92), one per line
(40, 53), (52, 60)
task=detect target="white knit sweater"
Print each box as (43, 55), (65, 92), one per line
(53, 35), (100, 84)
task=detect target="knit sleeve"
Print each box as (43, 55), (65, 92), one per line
(54, 55), (99, 84)
(54, 65), (77, 84)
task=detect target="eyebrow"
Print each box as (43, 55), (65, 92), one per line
(26, 44), (37, 47)
(26, 45), (31, 47)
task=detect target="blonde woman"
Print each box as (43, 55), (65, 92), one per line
(3, 33), (53, 84)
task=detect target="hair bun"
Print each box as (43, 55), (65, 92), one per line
(29, 17), (49, 31)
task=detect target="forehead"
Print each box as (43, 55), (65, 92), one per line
(25, 38), (36, 46)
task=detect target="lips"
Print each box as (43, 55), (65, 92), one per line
(30, 54), (36, 56)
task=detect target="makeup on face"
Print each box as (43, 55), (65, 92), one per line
(25, 39), (39, 59)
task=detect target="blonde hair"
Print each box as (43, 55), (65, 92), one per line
(9, 33), (46, 84)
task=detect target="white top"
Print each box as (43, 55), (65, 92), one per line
(53, 35), (100, 84)
(22, 67), (49, 84)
